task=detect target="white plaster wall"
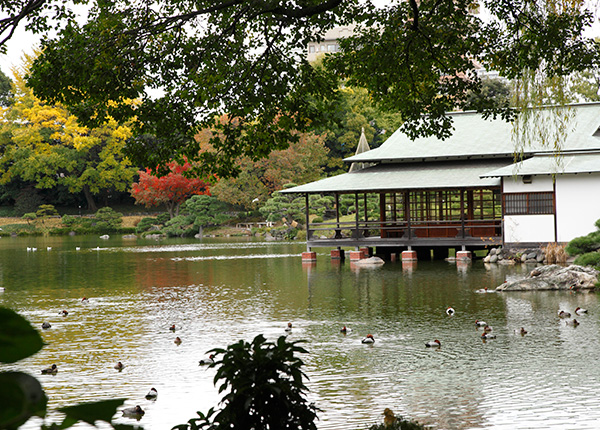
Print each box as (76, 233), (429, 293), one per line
(504, 215), (555, 243)
(556, 173), (600, 242)
(502, 175), (554, 192)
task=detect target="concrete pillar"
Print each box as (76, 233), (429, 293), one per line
(348, 250), (365, 261)
(330, 249), (345, 260)
(390, 252), (398, 262)
(456, 250), (472, 260)
(360, 247), (371, 258)
(401, 250), (417, 261)
(302, 251), (317, 262)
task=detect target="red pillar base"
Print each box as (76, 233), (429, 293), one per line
(402, 250), (417, 261)
(348, 250), (364, 261)
(330, 249), (345, 260)
(456, 250), (472, 260)
(359, 247), (371, 258)
(302, 251), (317, 262)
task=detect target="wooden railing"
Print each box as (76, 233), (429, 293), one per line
(307, 218), (502, 241)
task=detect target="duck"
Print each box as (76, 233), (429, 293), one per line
(558, 310), (571, 318)
(446, 307), (455, 316)
(340, 326), (352, 334)
(60, 310), (68, 317)
(121, 405), (145, 418)
(518, 327), (527, 336)
(575, 307), (588, 315)
(81, 297), (89, 304)
(41, 364), (58, 374)
(0, 287), (4, 292)
(47, 247), (52, 251)
(475, 319), (487, 327)
(361, 334), (375, 344)
(169, 324), (176, 331)
(483, 325), (493, 333)
(425, 339), (441, 347)
(383, 408), (397, 427)
(174, 336), (182, 345)
(475, 287), (495, 293)
(565, 319), (580, 327)
(199, 354), (216, 365)
(481, 332), (496, 339)
(145, 388), (158, 400)
(285, 322), (293, 332)
(114, 361), (124, 370)
(41, 322), (51, 329)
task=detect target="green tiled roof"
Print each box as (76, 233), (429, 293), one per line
(481, 151), (600, 177)
(281, 160), (505, 194)
(346, 103), (600, 163)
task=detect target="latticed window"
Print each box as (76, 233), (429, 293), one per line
(504, 192), (554, 215)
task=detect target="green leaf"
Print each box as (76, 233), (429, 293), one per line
(58, 398), (126, 425)
(0, 307), (45, 363)
(0, 371), (47, 430)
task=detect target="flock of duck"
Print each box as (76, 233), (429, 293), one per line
(35, 295), (590, 420)
(339, 303), (589, 348)
(37, 296), (165, 419)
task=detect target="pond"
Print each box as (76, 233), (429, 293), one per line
(1, 235), (599, 430)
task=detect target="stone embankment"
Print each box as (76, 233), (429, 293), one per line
(496, 264), (599, 291)
(483, 247), (547, 265)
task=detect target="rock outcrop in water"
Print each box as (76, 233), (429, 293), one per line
(496, 264), (599, 291)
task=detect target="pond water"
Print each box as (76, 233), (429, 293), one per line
(1, 236), (599, 430)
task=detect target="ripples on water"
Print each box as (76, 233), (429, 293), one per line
(1, 237), (599, 429)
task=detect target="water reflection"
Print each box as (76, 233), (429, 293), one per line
(0, 237), (599, 429)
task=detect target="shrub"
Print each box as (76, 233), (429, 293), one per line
(311, 216), (323, 224)
(544, 243), (567, 264)
(136, 217), (158, 233)
(156, 212), (171, 224)
(94, 207), (123, 231)
(163, 215), (194, 237)
(565, 231), (600, 256)
(61, 214), (77, 227)
(574, 252), (600, 268)
(174, 334), (319, 430)
(22, 213), (36, 224)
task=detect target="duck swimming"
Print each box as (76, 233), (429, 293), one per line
(446, 307), (455, 316)
(174, 337), (182, 345)
(361, 334), (375, 344)
(475, 320), (487, 327)
(81, 297), (89, 304)
(41, 364), (58, 374)
(565, 319), (580, 327)
(481, 332), (496, 339)
(483, 325), (493, 333)
(60, 310), (68, 317)
(169, 324), (176, 331)
(425, 339), (441, 347)
(340, 326), (352, 334)
(114, 361), (124, 370)
(575, 307), (588, 315)
(285, 322), (293, 332)
(199, 354), (216, 365)
(145, 388), (158, 400)
(122, 405), (145, 417)
(41, 322), (51, 329)
(519, 327), (527, 336)
(558, 310), (571, 318)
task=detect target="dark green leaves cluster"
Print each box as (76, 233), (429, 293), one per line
(175, 334), (318, 430)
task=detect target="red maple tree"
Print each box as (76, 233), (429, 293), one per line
(131, 162), (210, 218)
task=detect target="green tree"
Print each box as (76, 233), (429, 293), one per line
(22, 0), (599, 176)
(174, 334), (318, 430)
(0, 69), (13, 107)
(184, 195), (229, 235)
(0, 57), (137, 211)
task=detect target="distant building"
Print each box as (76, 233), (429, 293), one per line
(307, 25), (354, 62)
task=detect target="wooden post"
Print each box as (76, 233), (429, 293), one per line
(380, 193), (386, 238)
(460, 189), (465, 238)
(405, 191), (412, 239)
(305, 194), (310, 245)
(354, 193), (360, 239)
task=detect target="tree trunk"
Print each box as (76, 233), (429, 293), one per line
(198, 225), (203, 238)
(83, 186), (97, 212)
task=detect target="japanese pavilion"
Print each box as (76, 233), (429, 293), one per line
(283, 103), (600, 260)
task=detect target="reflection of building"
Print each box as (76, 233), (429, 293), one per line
(307, 25), (354, 62)
(284, 103), (600, 254)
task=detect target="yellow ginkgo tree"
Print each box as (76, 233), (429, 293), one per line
(0, 58), (137, 212)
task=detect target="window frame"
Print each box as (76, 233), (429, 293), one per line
(503, 192), (555, 215)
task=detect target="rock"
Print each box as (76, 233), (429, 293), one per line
(498, 259), (515, 265)
(525, 259), (537, 264)
(122, 234), (137, 239)
(536, 252), (545, 262)
(526, 252), (537, 260)
(521, 254), (528, 262)
(352, 256), (385, 267)
(489, 254), (498, 263)
(496, 264), (599, 291)
(483, 255), (491, 263)
(489, 248), (497, 256)
(497, 254), (504, 260)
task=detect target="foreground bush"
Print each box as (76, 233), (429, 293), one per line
(174, 334), (319, 430)
(574, 252), (600, 269)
